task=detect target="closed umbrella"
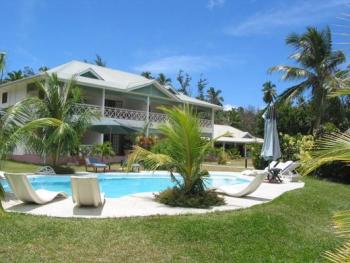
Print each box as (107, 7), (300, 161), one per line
(261, 103), (281, 181)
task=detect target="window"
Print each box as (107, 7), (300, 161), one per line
(2, 92), (8, 104)
(105, 99), (123, 108)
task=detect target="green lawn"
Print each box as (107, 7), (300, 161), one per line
(0, 177), (349, 262)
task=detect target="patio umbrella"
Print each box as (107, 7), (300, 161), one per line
(260, 103), (281, 164)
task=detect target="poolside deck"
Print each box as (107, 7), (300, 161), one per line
(2, 180), (304, 218)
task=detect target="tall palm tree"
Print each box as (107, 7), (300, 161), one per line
(196, 76), (208, 101)
(0, 73), (95, 165)
(262, 81), (277, 104)
(206, 87), (223, 106)
(127, 105), (224, 206)
(0, 52), (6, 83)
(156, 73), (171, 86)
(94, 54), (106, 67)
(6, 70), (24, 81)
(176, 70), (191, 95)
(141, 71), (153, 79)
(269, 26), (345, 130)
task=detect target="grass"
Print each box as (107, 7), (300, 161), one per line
(0, 177), (349, 262)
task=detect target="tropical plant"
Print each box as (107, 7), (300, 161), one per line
(0, 73), (95, 166)
(84, 54), (106, 67)
(93, 142), (115, 162)
(269, 26), (346, 130)
(302, 132), (350, 176)
(127, 105), (224, 207)
(6, 70), (24, 81)
(206, 87), (224, 106)
(176, 70), (191, 95)
(141, 71), (153, 79)
(323, 210), (350, 262)
(0, 52), (6, 83)
(262, 81), (277, 104)
(156, 73), (171, 86)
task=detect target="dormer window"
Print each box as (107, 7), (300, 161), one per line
(79, 69), (103, 80)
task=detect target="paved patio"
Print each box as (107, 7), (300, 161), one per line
(3, 180), (304, 218)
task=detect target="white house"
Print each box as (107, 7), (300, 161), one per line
(0, 60), (221, 161)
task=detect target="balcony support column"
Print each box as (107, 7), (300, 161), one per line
(211, 108), (215, 139)
(146, 96), (150, 136)
(101, 88), (105, 117)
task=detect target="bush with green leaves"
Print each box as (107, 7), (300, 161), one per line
(249, 143), (267, 169)
(217, 151), (229, 165)
(227, 148), (241, 159)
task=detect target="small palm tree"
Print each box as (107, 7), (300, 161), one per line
(93, 142), (115, 162)
(0, 73), (95, 165)
(269, 26), (345, 130)
(262, 81), (277, 104)
(156, 73), (171, 86)
(206, 87), (223, 106)
(127, 105), (223, 205)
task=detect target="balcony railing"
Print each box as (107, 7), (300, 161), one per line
(73, 103), (213, 128)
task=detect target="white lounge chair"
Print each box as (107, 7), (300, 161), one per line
(216, 171), (267, 197)
(71, 176), (105, 207)
(241, 161), (278, 176)
(278, 161), (300, 182)
(5, 173), (67, 204)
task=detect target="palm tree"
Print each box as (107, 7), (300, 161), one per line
(206, 87), (223, 106)
(0, 52), (6, 83)
(269, 26), (345, 130)
(176, 70), (191, 95)
(323, 210), (350, 262)
(6, 70), (24, 81)
(141, 71), (153, 79)
(196, 76), (208, 101)
(156, 73), (171, 86)
(127, 105), (224, 207)
(93, 142), (115, 162)
(94, 54), (106, 67)
(262, 81), (277, 104)
(0, 73), (95, 166)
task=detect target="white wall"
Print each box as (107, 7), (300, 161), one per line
(0, 82), (27, 108)
(82, 130), (103, 145)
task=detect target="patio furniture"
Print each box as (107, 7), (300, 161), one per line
(121, 160), (141, 172)
(85, 157), (109, 172)
(36, 166), (56, 175)
(268, 161), (297, 183)
(278, 161), (300, 182)
(4, 173), (67, 204)
(216, 171), (267, 197)
(71, 176), (105, 207)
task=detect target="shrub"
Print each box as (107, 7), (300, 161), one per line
(217, 151), (229, 165)
(227, 148), (241, 159)
(155, 187), (225, 208)
(250, 143), (267, 169)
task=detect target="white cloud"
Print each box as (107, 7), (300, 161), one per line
(224, 0), (347, 36)
(133, 55), (233, 74)
(223, 104), (237, 111)
(207, 0), (225, 9)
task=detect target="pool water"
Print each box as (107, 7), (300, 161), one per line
(1, 173), (249, 198)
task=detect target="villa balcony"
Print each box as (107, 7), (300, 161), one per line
(73, 103), (213, 133)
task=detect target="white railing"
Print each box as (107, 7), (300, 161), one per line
(73, 103), (212, 128)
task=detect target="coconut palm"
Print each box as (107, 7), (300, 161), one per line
(127, 105), (219, 196)
(141, 71), (153, 79)
(0, 73), (95, 165)
(196, 76), (208, 101)
(176, 70), (191, 95)
(269, 26), (345, 130)
(206, 87), (223, 106)
(262, 81), (277, 104)
(6, 70), (24, 81)
(156, 73), (172, 86)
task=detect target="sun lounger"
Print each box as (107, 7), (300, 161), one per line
(71, 176), (105, 207)
(268, 161), (299, 183)
(278, 162), (301, 182)
(85, 157), (108, 172)
(216, 171), (267, 197)
(241, 161), (278, 176)
(5, 173), (67, 204)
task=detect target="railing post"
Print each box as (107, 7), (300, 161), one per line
(211, 109), (215, 139)
(101, 88), (105, 117)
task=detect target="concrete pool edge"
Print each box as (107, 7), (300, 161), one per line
(2, 173), (305, 219)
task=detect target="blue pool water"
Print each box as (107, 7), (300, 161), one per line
(1, 173), (248, 198)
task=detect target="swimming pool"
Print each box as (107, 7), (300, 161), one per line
(1, 172), (249, 198)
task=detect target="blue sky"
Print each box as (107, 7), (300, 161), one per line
(1, 0), (349, 108)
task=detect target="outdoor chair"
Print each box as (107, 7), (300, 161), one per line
(216, 171), (267, 197)
(5, 173), (67, 204)
(85, 157), (109, 172)
(71, 176), (105, 207)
